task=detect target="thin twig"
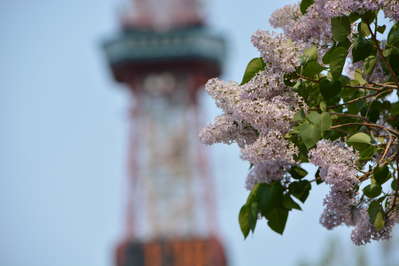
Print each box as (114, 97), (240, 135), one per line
(331, 122), (399, 137)
(379, 134), (394, 164)
(328, 89), (393, 109)
(367, 23), (399, 88)
(329, 112), (369, 121)
(298, 75), (383, 91)
(359, 171), (372, 182)
(372, 82), (398, 89)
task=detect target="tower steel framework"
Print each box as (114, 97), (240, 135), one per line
(102, 1), (227, 265)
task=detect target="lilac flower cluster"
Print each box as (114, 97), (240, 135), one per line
(240, 70), (288, 100)
(241, 130), (297, 165)
(351, 208), (394, 245)
(309, 140), (360, 229)
(322, 0), (381, 18)
(309, 140), (358, 170)
(321, 0), (399, 21)
(245, 161), (286, 190)
(319, 188), (357, 229)
(236, 95), (299, 135)
(251, 31), (305, 73)
(200, 75), (303, 188)
(309, 140), (396, 245)
(200, 30), (307, 189)
(269, 2), (332, 45)
(270, 0), (398, 48)
(383, 0), (399, 21)
(269, 4), (301, 30)
(199, 114), (257, 147)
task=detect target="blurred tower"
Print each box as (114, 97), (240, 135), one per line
(102, 0), (227, 265)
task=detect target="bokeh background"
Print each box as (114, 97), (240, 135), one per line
(1, 0), (397, 265)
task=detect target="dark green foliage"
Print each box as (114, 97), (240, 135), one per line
(289, 165), (308, 180)
(388, 23), (399, 47)
(331, 16), (351, 42)
(319, 77), (342, 104)
(238, 181), (307, 238)
(288, 180), (311, 203)
(368, 200), (385, 231)
(374, 166), (391, 185)
(363, 184), (382, 198)
(300, 0), (314, 14)
(323, 45), (349, 79)
(298, 112), (332, 149)
(240, 57), (266, 85)
(352, 37), (376, 63)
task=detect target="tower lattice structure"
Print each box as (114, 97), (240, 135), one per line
(102, 0), (227, 265)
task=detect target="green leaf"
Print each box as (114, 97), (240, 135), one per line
(299, 123), (321, 149)
(319, 112), (332, 133)
(391, 102), (399, 116)
(247, 183), (261, 204)
(354, 69), (367, 85)
(282, 194), (302, 210)
(388, 47), (399, 74)
(288, 180), (311, 203)
(320, 101), (327, 112)
(368, 200), (381, 223)
(373, 165), (391, 185)
(359, 145), (376, 161)
(300, 0), (314, 14)
(306, 111), (321, 124)
(258, 182), (284, 215)
(298, 112), (331, 149)
(323, 45), (348, 79)
(239, 204), (251, 238)
(374, 211), (385, 231)
(240, 57), (266, 85)
(347, 133), (374, 160)
(361, 11), (377, 24)
(249, 202), (258, 232)
(315, 168), (324, 184)
(358, 22), (371, 36)
(377, 25), (386, 34)
(347, 132), (372, 145)
(323, 46), (347, 64)
(348, 13), (360, 23)
(363, 56), (377, 75)
(266, 208), (289, 235)
(289, 165), (308, 180)
(383, 48), (392, 57)
(302, 61), (325, 77)
(388, 23), (399, 47)
(363, 184), (382, 198)
(307, 111), (331, 131)
(319, 77), (342, 100)
(301, 46), (318, 63)
(331, 16), (351, 42)
(352, 38), (376, 63)
(391, 179), (398, 190)
(294, 109), (306, 122)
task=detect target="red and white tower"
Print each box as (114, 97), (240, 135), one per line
(102, 0), (227, 265)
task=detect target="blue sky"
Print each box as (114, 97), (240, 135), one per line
(0, 1), (392, 266)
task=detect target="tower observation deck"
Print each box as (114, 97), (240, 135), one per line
(102, 0), (227, 265)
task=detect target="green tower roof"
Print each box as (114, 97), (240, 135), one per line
(102, 26), (226, 67)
